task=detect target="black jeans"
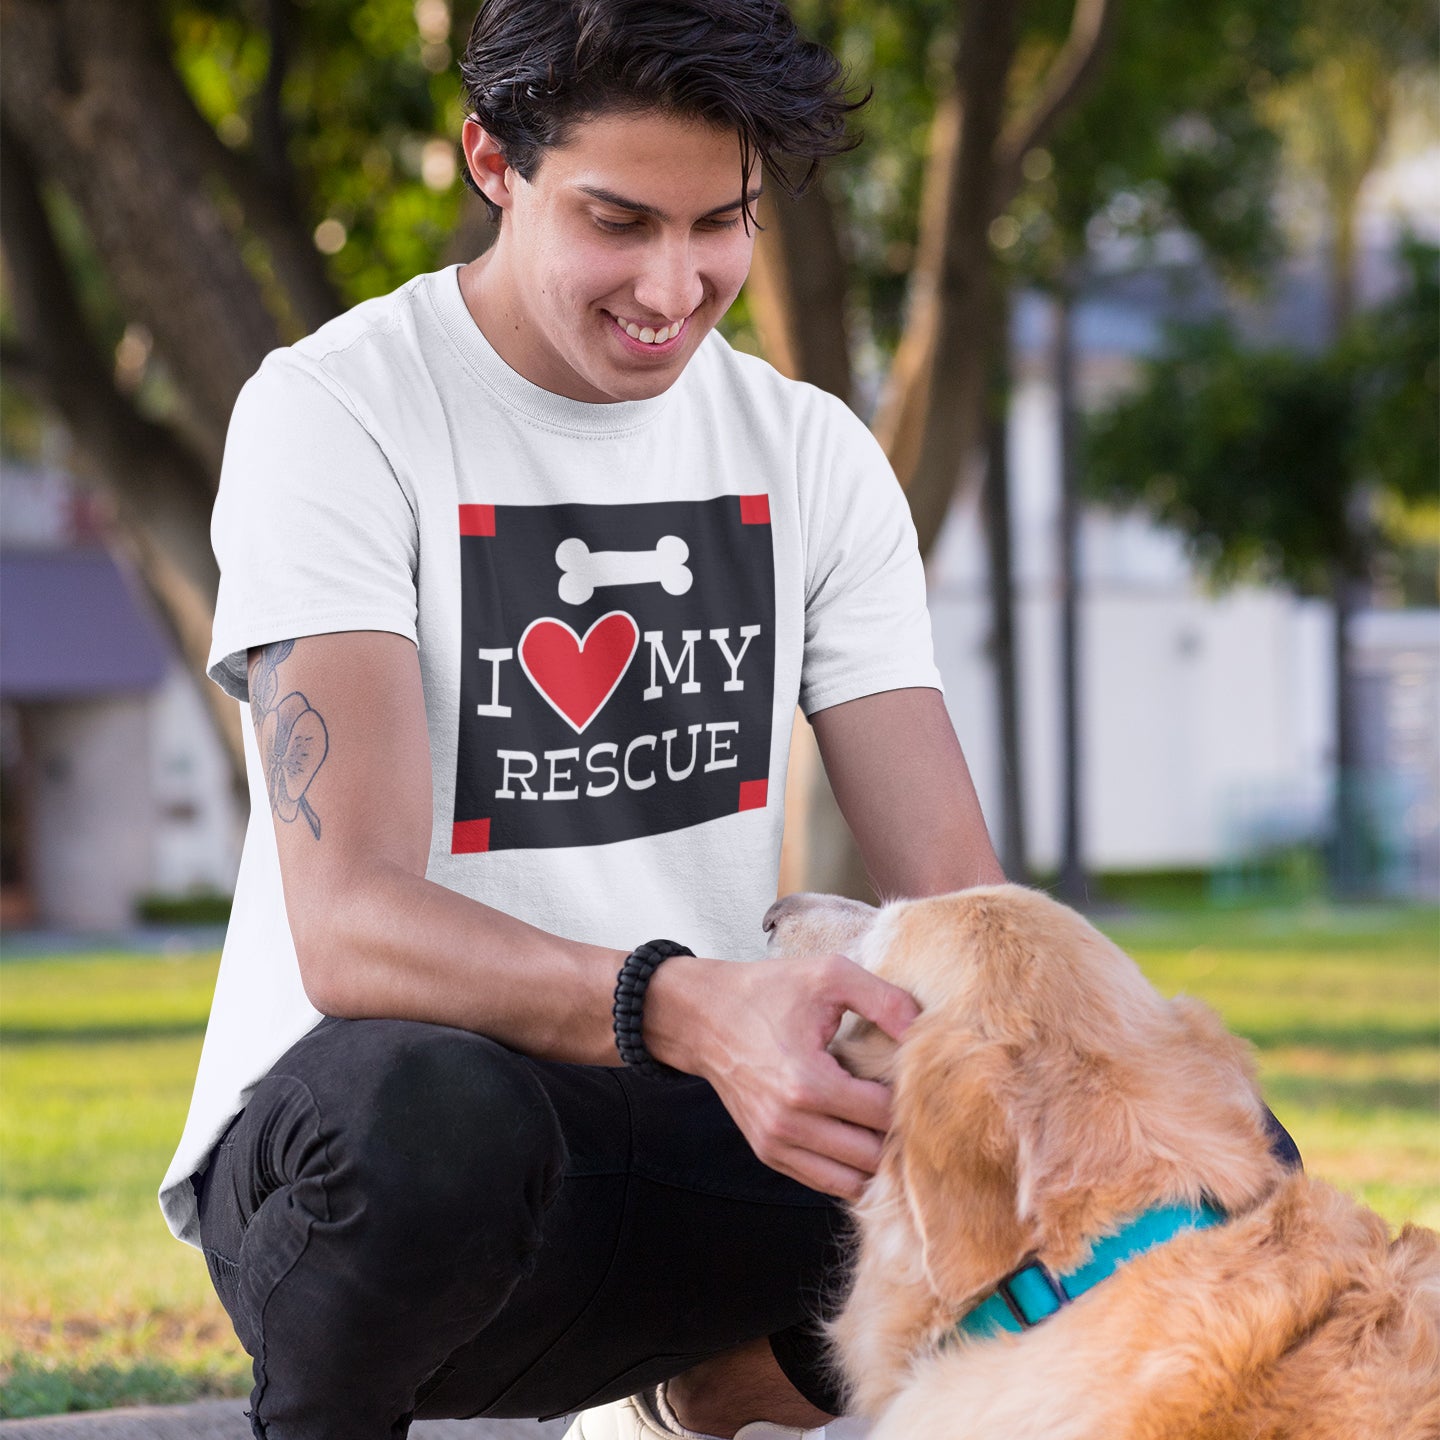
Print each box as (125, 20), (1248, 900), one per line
(195, 1016), (849, 1440)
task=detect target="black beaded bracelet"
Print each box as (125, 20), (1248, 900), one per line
(612, 939), (694, 1079)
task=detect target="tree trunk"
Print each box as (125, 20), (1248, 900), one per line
(982, 282), (1028, 881)
(1, 0), (284, 465)
(744, 176), (868, 897)
(444, 198), (499, 268)
(859, 0), (1114, 890)
(1319, 94), (1385, 894)
(871, 61), (1007, 561)
(0, 116), (246, 783)
(0, 0), (350, 789)
(1053, 281), (1087, 902)
(1329, 568), (1364, 893)
(744, 0), (1117, 897)
(116, 513), (248, 800)
(239, 0), (346, 335)
(746, 177), (854, 408)
(0, 0), (1121, 865)
(873, 0), (1119, 561)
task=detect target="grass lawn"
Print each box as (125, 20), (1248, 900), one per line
(1, 902), (1437, 1417)
(1099, 903), (1440, 1229)
(0, 950), (248, 1417)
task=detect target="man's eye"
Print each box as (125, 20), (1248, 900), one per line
(703, 216), (743, 231)
(595, 217), (640, 233)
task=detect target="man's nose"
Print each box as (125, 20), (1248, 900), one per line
(631, 237), (704, 321)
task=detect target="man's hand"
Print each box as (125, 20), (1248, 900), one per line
(645, 951), (919, 1199)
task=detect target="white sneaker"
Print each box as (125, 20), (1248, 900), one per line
(560, 1386), (827, 1440)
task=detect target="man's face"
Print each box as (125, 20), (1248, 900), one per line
(469, 109), (760, 404)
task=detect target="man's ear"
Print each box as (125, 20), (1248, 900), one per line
(461, 118), (518, 214)
(891, 1022), (1031, 1308)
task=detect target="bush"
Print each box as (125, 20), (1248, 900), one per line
(134, 892), (232, 926)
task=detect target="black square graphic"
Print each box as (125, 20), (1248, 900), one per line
(454, 496), (777, 853)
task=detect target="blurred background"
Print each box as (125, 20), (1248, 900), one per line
(0, 0), (1436, 1421)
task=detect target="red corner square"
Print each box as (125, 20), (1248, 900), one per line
(458, 504), (495, 536)
(737, 779), (768, 812)
(452, 819), (491, 854)
(738, 493), (771, 526)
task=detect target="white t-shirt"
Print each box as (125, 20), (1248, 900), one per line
(161, 265), (940, 1245)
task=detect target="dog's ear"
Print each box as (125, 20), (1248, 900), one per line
(890, 1021), (1032, 1309)
(1156, 997), (1281, 1210)
(1011, 997), (1282, 1255)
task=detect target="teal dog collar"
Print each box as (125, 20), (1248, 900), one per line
(956, 1202), (1226, 1340)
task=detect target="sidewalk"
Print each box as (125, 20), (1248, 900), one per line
(0, 925), (228, 960)
(0, 1402), (569, 1439)
(0, 1404), (868, 1439)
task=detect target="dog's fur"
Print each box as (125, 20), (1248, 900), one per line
(764, 884), (1440, 1440)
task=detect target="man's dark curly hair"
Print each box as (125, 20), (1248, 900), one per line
(459, 0), (864, 222)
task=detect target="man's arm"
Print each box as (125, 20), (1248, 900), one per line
(250, 630), (629, 1063)
(809, 686), (1006, 896)
(252, 630), (916, 1199)
(646, 686), (1003, 1198)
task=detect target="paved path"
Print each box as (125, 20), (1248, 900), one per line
(0, 1403), (569, 1439)
(0, 926), (228, 959)
(0, 1404), (869, 1439)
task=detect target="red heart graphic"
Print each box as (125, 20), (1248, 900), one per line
(518, 612), (640, 734)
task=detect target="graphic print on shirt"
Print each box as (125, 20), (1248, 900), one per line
(453, 496), (776, 853)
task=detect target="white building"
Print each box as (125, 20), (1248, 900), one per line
(0, 465), (243, 932)
(926, 256), (1438, 896)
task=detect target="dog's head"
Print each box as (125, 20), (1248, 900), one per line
(766, 885), (1282, 1316)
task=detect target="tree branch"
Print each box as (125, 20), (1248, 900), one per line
(745, 174), (854, 406)
(0, 112), (245, 780)
(165, 0), (343, 335)
(994, 0), (1119, 213)
(0, 337), (41, 388)
(255, 0), (292, 188)
(872, 0), (1020, 555)
(1, 0), (282, 457)
(0, 115), (219, 598)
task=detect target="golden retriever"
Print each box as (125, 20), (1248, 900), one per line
(764, 884), (1440, 1440)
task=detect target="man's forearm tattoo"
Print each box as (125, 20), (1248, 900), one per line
(251, 639), (329, 840)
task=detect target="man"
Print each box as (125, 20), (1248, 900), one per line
(161, 2), (1004, 1437)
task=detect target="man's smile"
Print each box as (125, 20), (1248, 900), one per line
(607, 312), (689, 351)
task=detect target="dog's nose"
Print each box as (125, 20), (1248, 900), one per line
(762, 894), (805, 933)
(762, 893), (813, 934)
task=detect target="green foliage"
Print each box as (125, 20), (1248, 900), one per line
(170, 0), (470, 308)
(1, 184), (145, 457)
(1084, 323), (1354, 590)
(786, 0), (956, 352)
(1355, 240), (1440, 603)
(136, 891), (235, 927)
(791, 0), (1316, 364)
(0, 384), (44, 464)
(1083, 239), (1439, 595)
(1350, 237), (1440, 506)
(2, 1356), (245, 1420)
(1009, 0), (1304, 287)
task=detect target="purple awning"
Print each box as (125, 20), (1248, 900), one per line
(0, 547), (172, 700)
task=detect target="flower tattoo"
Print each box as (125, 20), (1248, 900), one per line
(252, 640), (329, 840)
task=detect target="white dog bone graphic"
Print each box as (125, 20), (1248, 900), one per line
(555, 535), (693, 605)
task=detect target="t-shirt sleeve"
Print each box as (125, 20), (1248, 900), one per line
(797, 392), (942, 716)
(206, 356), (420, 702)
